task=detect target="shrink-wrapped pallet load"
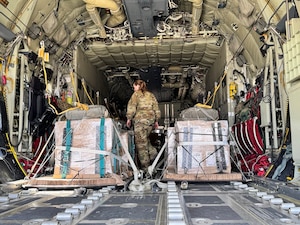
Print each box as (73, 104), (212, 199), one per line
(175, 120), (231, 174)
(53, 118), (129, 179)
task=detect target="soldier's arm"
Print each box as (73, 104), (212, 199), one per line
(126, 93), (138, 120)
(152, 94), (161, 122)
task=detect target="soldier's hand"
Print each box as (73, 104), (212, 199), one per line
(126, 119), (131, 128)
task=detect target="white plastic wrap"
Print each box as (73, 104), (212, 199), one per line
(53, 118), (128, 179)
(175, 120), (231, 174)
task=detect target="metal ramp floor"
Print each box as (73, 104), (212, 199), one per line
(0, 181), (300, 225)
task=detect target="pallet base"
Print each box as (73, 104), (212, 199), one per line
(22, 176), (124, 189)
(21, 172), (243, 189)
(162, 172), (243, 182)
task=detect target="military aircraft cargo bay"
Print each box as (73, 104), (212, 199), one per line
(1, 0), (300, 224)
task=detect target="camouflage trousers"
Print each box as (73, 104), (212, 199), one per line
(134, 122), (157, 170)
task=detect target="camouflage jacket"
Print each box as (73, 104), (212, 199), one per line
(126, 90), (161, 125)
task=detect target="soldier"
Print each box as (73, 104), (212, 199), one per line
(126, 79), (161, 173)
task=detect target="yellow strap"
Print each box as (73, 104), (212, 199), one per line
(204, 71), (227, 107)
(5, 133), (27, 176)
(195, 103), (212, 109)
(69, 70), (80, 103)
(81, 79), (95, 105)
(41, 59), (89, 115)
(76, 102), (89, 111)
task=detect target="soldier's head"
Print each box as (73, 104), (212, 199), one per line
(133, 79), (147, 93)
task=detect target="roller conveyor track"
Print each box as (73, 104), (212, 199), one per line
(1, 180), (300, 225)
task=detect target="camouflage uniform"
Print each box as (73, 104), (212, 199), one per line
(126, 90), (161, 170)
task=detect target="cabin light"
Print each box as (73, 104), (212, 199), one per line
(0, 23), (15, 42)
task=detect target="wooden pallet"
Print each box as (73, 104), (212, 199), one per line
(22, 175), (124, 189)
(9, 172), (242, 191)
(162, 171), (242, 182)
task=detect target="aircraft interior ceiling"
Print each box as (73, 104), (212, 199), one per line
(0, 0), (288, 74)
(0, 0), (294, 118)
(0, 0), (296, 115)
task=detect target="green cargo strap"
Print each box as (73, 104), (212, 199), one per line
(61, 120), (72, 179)
(99, 118), (105, 177)
(128, 131), (135, 160)
(112, 129), (120, 173)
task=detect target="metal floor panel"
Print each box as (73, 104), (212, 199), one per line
(181, 183), (300, 225)
(0, 182), (300, 225)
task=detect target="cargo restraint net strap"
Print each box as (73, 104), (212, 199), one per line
(212, 122), (227, 172)
(112, 128), (122, 173)
(61, 120), (72, 179)
(182, 126), (193, 170)
(99, 118), (105, 177)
